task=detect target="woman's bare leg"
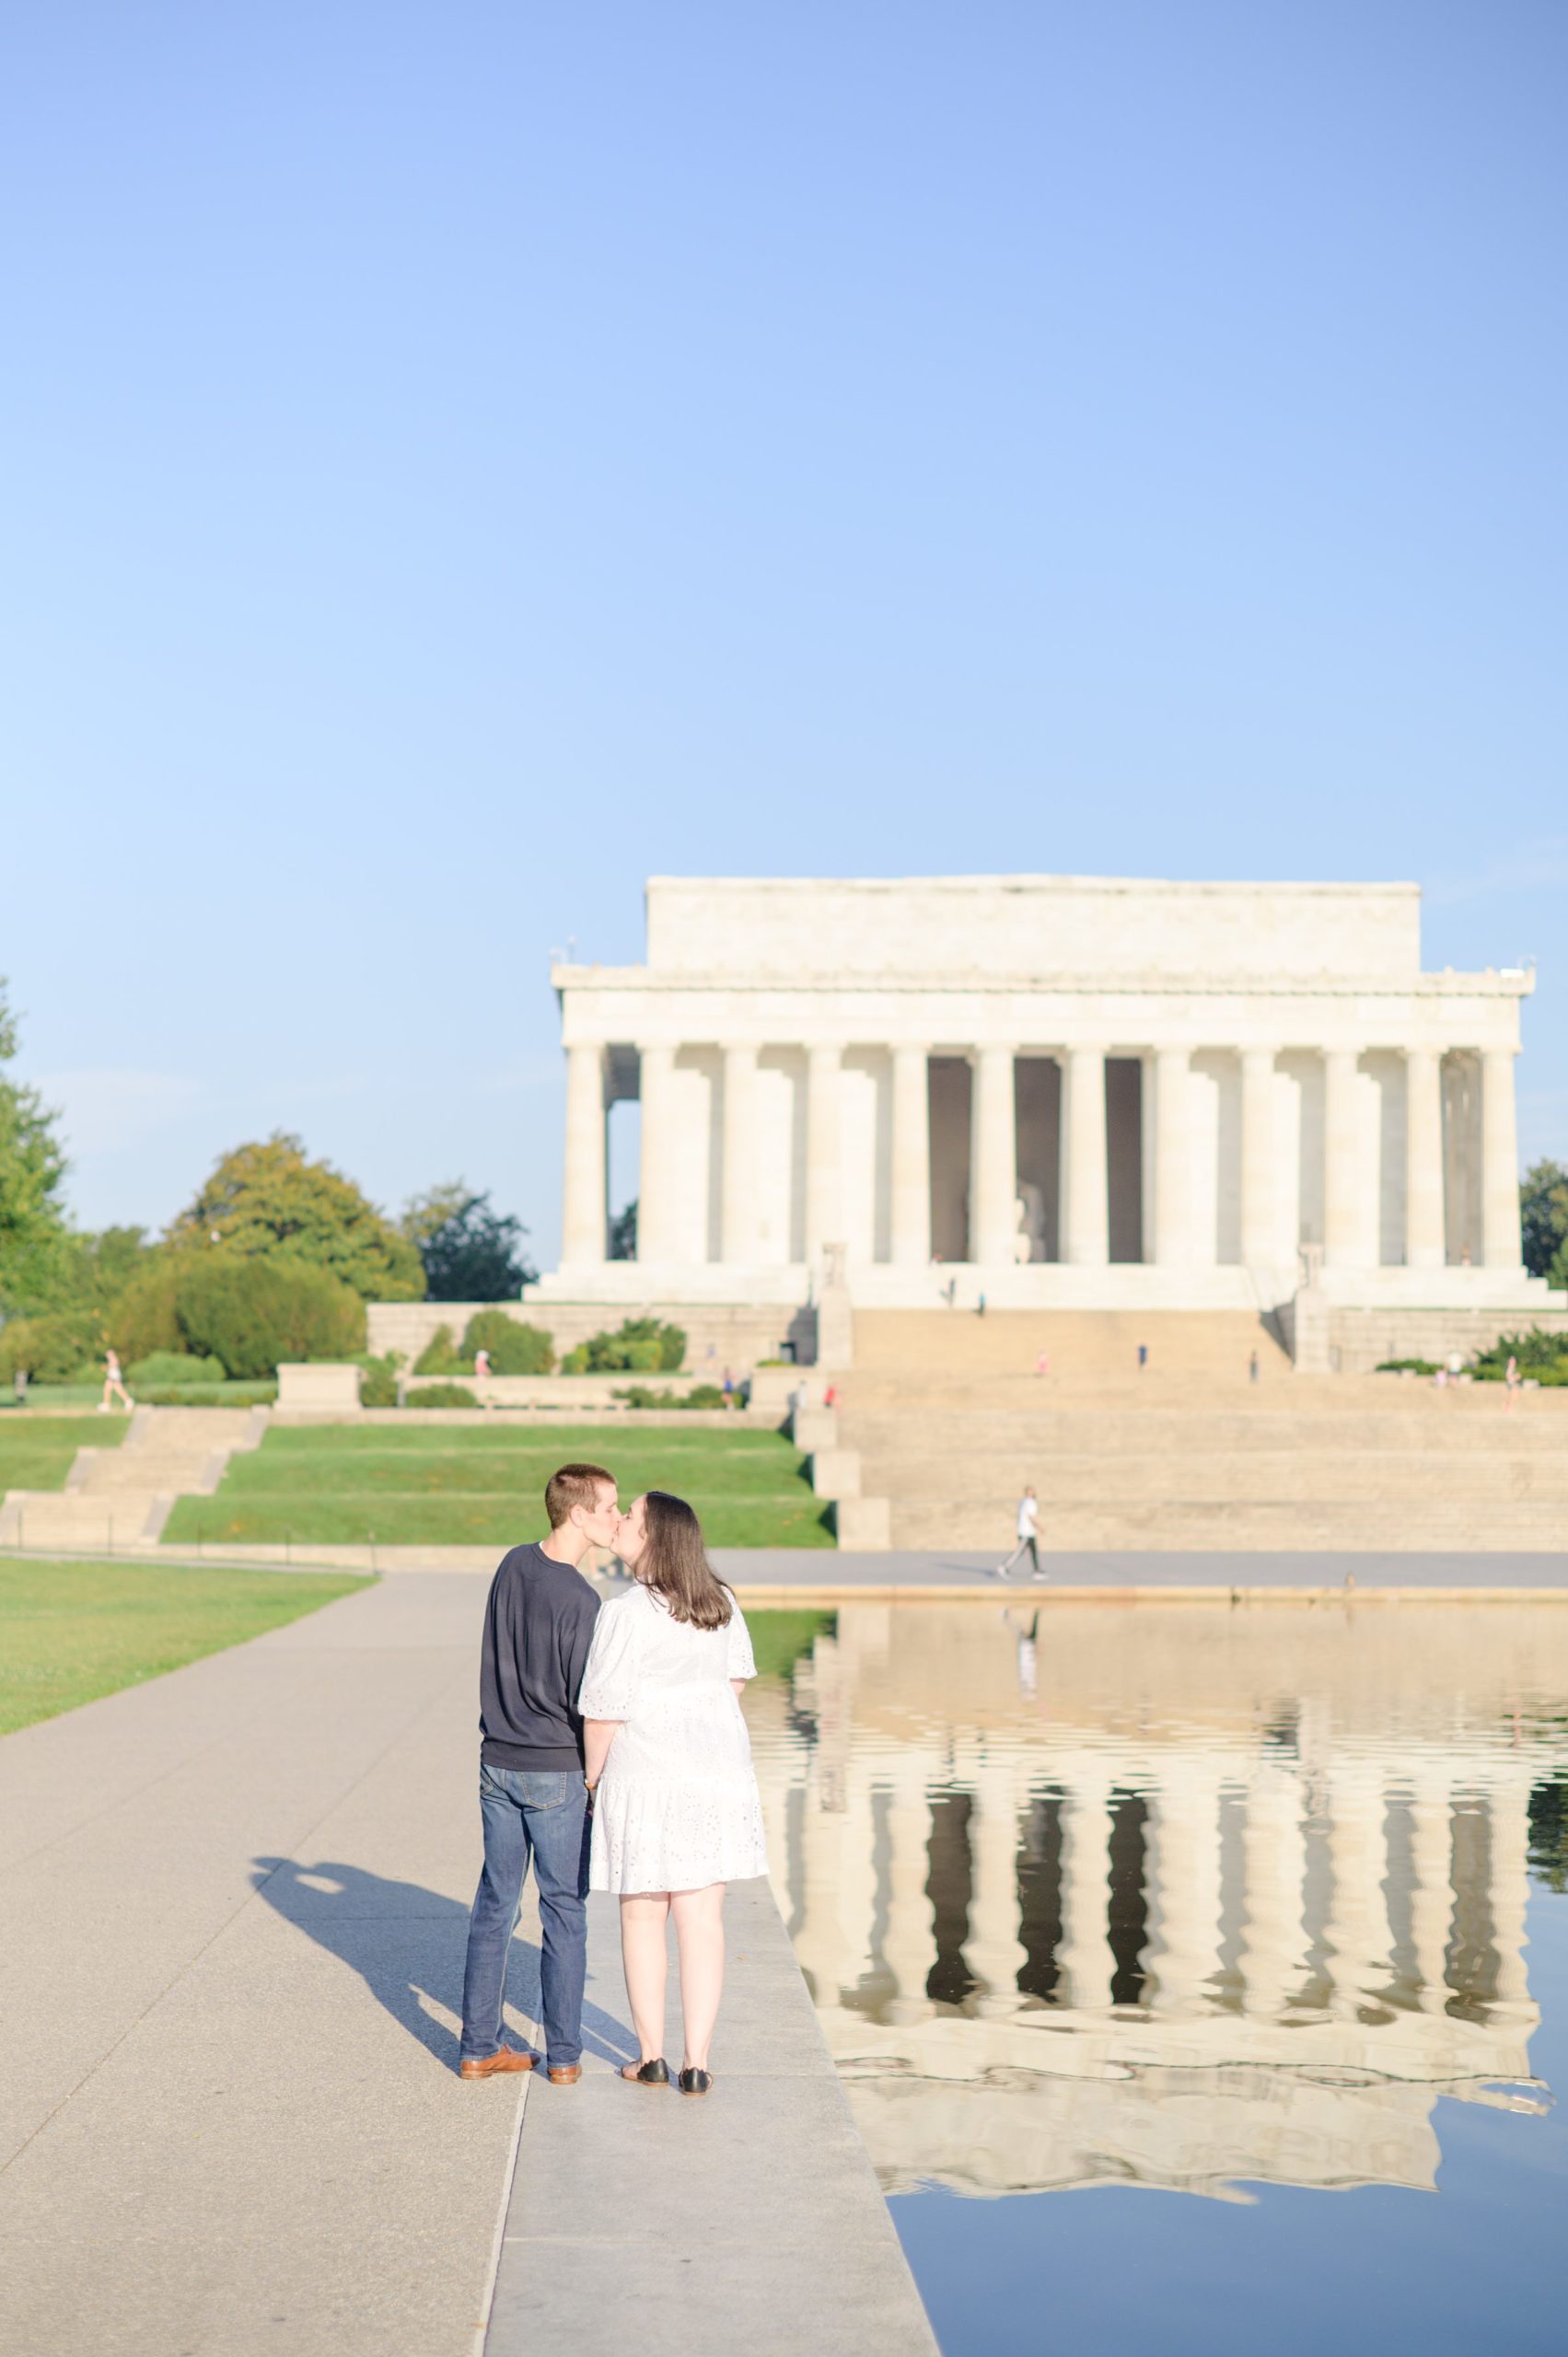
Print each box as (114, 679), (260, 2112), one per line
(619, 1893), (670, 2061)
(670, 1883), (726, 2071)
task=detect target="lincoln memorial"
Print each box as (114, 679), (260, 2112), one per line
(532, 875), (1551, 1347)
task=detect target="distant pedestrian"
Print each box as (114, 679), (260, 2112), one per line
(721, 1367), (736, 1411)
(1035, 1349), (1051, 1378)
(824, 1382), (840, 1409)
(1505, 1354), (1521, 1414)
(1249, 1349), (1260, 1386)
(1137, 1343), (1148, 1373)
(474, 1345), (494, 1411)
(995, 1485), (1042, 1580)
(977, 1293), (987, 1318)
(99, 1350), (133, 1414)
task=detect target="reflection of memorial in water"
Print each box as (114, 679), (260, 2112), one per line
(744, 1607), (1568, 2201)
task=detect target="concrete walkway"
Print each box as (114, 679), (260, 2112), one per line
(490, 1879), (935, 2357)
(0, 1570), (936, 2357)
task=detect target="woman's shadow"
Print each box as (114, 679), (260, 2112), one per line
(250, 1857), (634, 2076)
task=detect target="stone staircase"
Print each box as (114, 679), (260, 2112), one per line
(853, 1307), (1292, 1380)
(816, 1322), (1568, 1550)
(0, 1406), (268, 1552)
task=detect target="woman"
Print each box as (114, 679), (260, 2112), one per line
(578, 1491), (766, 2096)
(99, 1349), (133, 1414)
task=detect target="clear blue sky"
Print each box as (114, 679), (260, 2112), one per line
(4, 2), (1564, 1267)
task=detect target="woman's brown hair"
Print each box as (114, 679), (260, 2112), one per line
(638, 1491), (733, 1630)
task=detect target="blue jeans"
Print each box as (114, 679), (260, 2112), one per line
(460, 1764), (590, 2069)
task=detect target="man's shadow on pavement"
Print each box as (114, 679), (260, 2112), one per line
(251, 1857), (635, 2077)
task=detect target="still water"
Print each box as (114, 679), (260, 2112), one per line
(742, 1603), (1568, 2357)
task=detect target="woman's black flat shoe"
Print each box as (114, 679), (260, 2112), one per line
(678, 2068), (712, 2096)
(621, 2058), (669, 2086)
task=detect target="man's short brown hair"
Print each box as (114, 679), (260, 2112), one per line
(545, 1462), (615, 1529)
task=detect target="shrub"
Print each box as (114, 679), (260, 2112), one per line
(0, 1309), (106, 1383)
(413, 1323), (466, 1375)
(611, 1382), (727, 1411)
(404, 1381), (475, 1408)
(136, 1381), (278, 1407)
(460, 1310), (554, 1375)
(174, 1256), (366, 1378)
(1473, 1327), (1568, 1380)
(109, 1260), (184, 1363)
(1375, 1357), (1440, 1376)
(560, 1318), (686, 1375)
(356, 1351), (405, 1408)
(127, 1350), (227, 1387)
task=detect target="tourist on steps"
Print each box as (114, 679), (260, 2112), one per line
(995, 1485), (1044, 1580)
(99, 1349), (133, 1414)
(580, 1492), (768, 2097)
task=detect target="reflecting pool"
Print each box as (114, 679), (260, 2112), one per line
(742, 1603), (1568, 2357)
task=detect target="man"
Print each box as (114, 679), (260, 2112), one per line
(994, 1484), (1042, 1581)
(459, 1461), (620, 2085)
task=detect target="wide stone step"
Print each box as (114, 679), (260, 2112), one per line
(840, 1411), (1568, 1455)
(887, 1498), (1568, 1551)
(845, 1451), (1568, 1503)
(0, 1492), (165, 1547)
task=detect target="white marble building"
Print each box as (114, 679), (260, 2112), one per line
(534, 875), (1547, 1318)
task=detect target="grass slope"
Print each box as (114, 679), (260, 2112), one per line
(0, 1413), (127, 1492)
(161, 1422), (835, 1549)
(0, 1561), (371, 1735)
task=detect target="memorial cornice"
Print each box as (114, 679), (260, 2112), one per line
(552, 963), (1534, 998)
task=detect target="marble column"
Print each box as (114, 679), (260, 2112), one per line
(970, 1046), (1017, 1264)
(1055, 1773), (1116, 2010)
(965, 1763), (1029, 2016)
(1321, 1764), (1393, 2017)
(720, 1042), (759, 1263)
(1239, 1049), (1278, 1267)
(882, 1759), (935, 2025)
(1237, 1760), (1307, 2014)
(1405, 1770), (1454, 2014)
(889, 1046), (932, 1266)
(805, 1045), (843, 1263)
(1322, 1048), (1365, 1268)
(1062, 1048), (1109, 1267)
(1152, 1047), (1191, 1266)
(636, 1043), (679, 1263)
(1144, 1763), (1225, 2016)
(1488, 1772), (1534, 2008)
(1481, 1049), (1522, 1269)
(1404, 1047), (1446, 1271)
(560, 1041), (607, 1265)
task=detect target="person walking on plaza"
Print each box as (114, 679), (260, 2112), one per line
(99, 1348), (133, 1414)
(1505, 1353), (1521, 1414)
(459, 1461), (620, 2084)
(473, 1344), (493, 1410)
(995, 1484), (1042, 1580)
(580, 1491), (767, 2097)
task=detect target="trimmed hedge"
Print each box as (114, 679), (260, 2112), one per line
(128, 1350), (227, 1387)
(561, 1318), (686, 1375)
(404, 1382), (477, 1409)
(461, 1310), (554, 1375)
(413, 1323), (465, 1376)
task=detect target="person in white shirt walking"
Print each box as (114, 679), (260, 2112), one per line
(995, 1485), (1043, 1580)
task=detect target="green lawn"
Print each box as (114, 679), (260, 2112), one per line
(0, 1560), (372, 1735)
(161, 1422), (835, 1549)
(0, 1414), (126, 1492)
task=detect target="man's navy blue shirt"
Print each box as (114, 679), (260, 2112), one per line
(478, 1541), (601, 1771)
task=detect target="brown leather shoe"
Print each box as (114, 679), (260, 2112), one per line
(547, 2064), (582, 2085)
(459, 2048), (536, 2081)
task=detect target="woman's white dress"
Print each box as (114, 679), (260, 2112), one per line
(578, 1582), (768, 1893)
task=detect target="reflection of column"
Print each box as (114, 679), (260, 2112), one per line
(1144, 1764), (1224, 2015)
(965, 1764), (1029, 2016)
(1055, 1774), (1116, 2010)
(636, 1044), (679, 1261)
(561, 1041), (607, 1264)
(720, 1043), (759, 1263)
(1488, 1772), (1533, 2007)
(1323, 1048), (1364, 1268)
(970, 1047), (1017, 1265)
(1239, 1049), (1277, 1267)
(1062, 1049), (1109, 1266)
(1481, 1049), (1522, 1269)
(882, 1759), (935, 2025)
(889, 1047), (932, 1266)
(1153, 1047), (1191, 1265)
(794, 1783), (850, 2011)
(805, 1045), (842, 1262)
(1237, 1760), (1307, 2014)
(1322, 1766), (1393, 2015)
(1404, 1047), (1446, 1271)
(1406, 1770), (1455, 2014)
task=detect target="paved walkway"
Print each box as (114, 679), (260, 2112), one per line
(0, 1571), (935, 2356)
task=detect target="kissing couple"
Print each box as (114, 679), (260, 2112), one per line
(457, 1461), (767, 2096)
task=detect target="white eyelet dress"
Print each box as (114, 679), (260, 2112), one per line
(578, 1582), (769, 1894)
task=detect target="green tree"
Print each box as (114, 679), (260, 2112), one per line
(169, 1134), (424, 1301)
(460, 1308), (554, 1373)
(609, 1200), (637, 1261)
(0, 983), (72, 1313)
(403, 1183), (535, 1300)
(1521, 1160), (1568, 1290)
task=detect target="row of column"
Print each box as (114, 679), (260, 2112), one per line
(777, 1752), (1536, 2025)
(561, 1038), (1522, 1269)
